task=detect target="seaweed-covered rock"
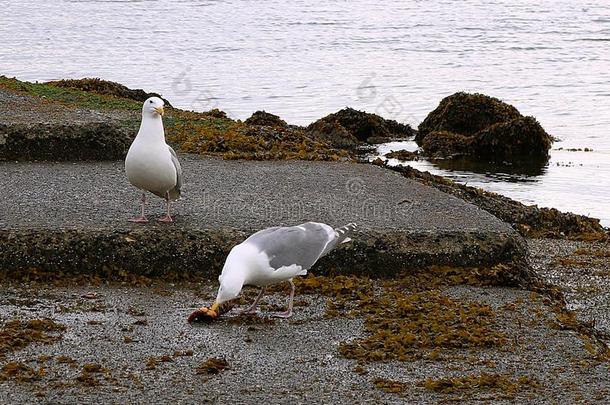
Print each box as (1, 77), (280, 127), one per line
(306, 120), (358, 149)
(0, 122), (133, 161)
(244, 111), (287, 127)
(385, 149), (420, 161)
(386, 163), (606, 240)
(47, 78), (172, 107)
(204, 109), (228, 119)
(417, 92), (521, 143)
(1, 76), (350, 162)
(472, 116), (552, 160)
(417, 93), (552, 161)
(167, 113), (348, 161)
(421, 131), (471, 159)
(307, 107), (415, 146)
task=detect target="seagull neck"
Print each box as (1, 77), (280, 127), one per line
(224, 265), (247, 288)
(138, 115), (166, 143)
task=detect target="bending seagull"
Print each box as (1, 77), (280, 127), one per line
(125, 97), (182, 223)
(188, 222), (357, 322)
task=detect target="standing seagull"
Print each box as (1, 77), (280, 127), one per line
(125, 97), (182, 222)
(188, 222), (357, 322)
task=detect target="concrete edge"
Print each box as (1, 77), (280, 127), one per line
(0, 227), (527, 281)
(0, 122), (134, 161)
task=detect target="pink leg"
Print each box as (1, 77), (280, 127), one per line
(239, 287), (266, 315)
(129, 193), (148, 223)
(157, 192), (173, 222)
(270, 279), (295, 319)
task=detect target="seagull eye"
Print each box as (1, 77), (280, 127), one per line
(149, 100), (153, 103)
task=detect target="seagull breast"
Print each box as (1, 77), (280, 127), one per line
(125, 141), (177, 197)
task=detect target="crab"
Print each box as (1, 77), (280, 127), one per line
(187, 305), (219, 323)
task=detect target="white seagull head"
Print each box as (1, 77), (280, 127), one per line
(142, 96), (165, 118)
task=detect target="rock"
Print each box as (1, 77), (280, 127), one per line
(472, 116), (552, 160)
(385, 149), (420, 161)
(244, 111), (287, 127)
(421, 131), (471, 159)
(417, 92), (552, 161)
(307, 107), (415, 147)
(371, 157), (386, 166)
(366, 136), (395, 144)
(47, 78), (172, 107)
(204, 109), (228, 119)
(306, 120), (358, 149)
(417, 92), (521, 143)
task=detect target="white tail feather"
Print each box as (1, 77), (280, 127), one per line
(334, 223), (357, 244)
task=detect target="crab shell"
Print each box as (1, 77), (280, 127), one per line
(187, 307), (219, 323)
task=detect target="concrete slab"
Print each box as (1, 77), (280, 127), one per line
(0, 156), (524, 277)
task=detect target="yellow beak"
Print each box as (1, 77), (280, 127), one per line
(154, 106), (165, 116)
(211, 302), (219, 312)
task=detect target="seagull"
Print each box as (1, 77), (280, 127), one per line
(125, 96), (182, 223)
(188, 222), (357, 322)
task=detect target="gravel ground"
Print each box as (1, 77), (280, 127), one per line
(528, 238), (610, 335)
(0, 277), (608, 404)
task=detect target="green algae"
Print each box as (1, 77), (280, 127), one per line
(1, 76), (351, 161)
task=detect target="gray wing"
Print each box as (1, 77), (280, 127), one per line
(247, 222), (334, 270)
(247, 226), (282, 240)
(167, 145), (182, 200)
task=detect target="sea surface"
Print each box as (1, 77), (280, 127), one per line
(1, 0), (609, 225)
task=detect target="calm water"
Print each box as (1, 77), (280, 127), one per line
(1, 0), (609, 224)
